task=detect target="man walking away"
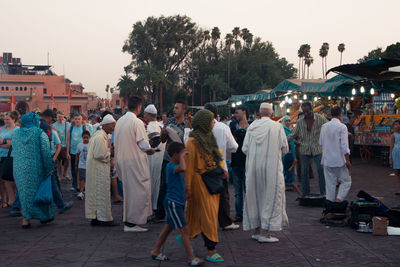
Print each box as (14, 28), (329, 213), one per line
(319, 107), (351, 202)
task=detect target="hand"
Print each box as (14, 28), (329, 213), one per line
(345, 160), (351, 171)
(185, 120), (192, 129)
(146, 148), (155, 155)
(222, 170), (229, 179)
(52, 156), (57, 162)
(185, 189), (192, 201)
(67, 154), (71, 161)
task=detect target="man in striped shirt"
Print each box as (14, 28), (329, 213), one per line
(288, 102), (328, 196)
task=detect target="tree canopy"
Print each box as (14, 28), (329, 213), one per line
(358, 42), (400, 63)
(120, 15), (296, 113)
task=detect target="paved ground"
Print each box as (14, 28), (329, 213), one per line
(1, 157), (400, 267)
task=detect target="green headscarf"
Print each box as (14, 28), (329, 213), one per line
(189, 109), (222, 163)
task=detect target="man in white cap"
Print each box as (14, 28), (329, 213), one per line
(85, 114), (119, 226)
(144, 104), (164, 212)
(242, 102), (289, 243)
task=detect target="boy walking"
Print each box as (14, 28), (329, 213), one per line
(151, 142), (202, 266)
(76, 131), (90, 200)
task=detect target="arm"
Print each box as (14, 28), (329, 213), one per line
(137, 139), (155, 155)
(340, 125), (351, 170)
(225, 127), (239, 153)
(175, 150), (188, 173)
(287, 123), (299, 141)
(183, 128), (191, 144)
(39, 131), (54, 178)
(0, 139), (11, 149)
(75, 152), (80, 169)
(390, 134), (395, 165)
(93, 138), (111, 163)
(53, 144), (61, 162)
(280, 126), (289, 156)
(66, 129), (71, 160)
(241, 131), (249, 155)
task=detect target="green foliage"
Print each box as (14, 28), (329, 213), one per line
(122, 15), (296, 111)
(359, 42), (400, 63)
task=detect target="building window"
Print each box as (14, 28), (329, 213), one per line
(1, 87), (4, 91)
(15, 87), (18, 91)
(20, 87), (23, 91)
(43, 88), (47, 94)
(24, 87), (27, 91)
(116, 100), (120, 106)
(6, 87), (8, 91)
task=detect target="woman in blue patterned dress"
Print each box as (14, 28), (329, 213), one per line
(12, 112), (54, 228)
(390, 120), (400, 196)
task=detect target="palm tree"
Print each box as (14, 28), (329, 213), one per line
(301, 44), (311, 79)
(319, 46), (327, 78)
(225, 33), (234, 91)
(323, 42), (329, 78)
(117, 75), (135, 98)
(105, 84), (110, 100)
(298, 46), (304, 79)
(204, 74), (224, 102)
(338, 43), (345, 65)
(211, 27), (221, 47)
(305, 56), (314, 79)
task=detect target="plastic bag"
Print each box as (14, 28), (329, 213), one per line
(34, 176), (53, 206)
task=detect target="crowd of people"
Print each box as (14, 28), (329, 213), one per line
(0, 95), (361, 265)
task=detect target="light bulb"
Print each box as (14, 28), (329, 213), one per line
(279, 102), (284, 108)
(314, 97), (318, 102)
(391, 93), (395, 98)
(286, 108), (290, 113)
(285, 96), (289, 102)
(328, 96), (331, 100)
(303, 94), (307, 100)
(237, 101), (242, 105)
(352, 88), (356, 95)
(350, 97), (354, 100)
(232, 103), (236, 108)
(294, 95), (298, 99)
(360, 86), (365, 93)
(299, 100), (303, 103)
(370, 88), (375, 95)
(288, 98), (293, 104)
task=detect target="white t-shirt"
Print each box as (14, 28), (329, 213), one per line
(76, 142), (89, 169)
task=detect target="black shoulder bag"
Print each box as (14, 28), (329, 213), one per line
(201, 166), (224, 194)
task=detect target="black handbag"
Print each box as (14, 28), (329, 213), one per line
(201, 166), (224, 194)
(0, 146), (13, 181)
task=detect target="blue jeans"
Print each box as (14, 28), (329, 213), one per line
(231, 166), (246, 219)
(300, 154), (325, 196)
(70, 154), (78, 189)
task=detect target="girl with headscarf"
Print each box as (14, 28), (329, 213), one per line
(282, 116), (301, 195)
(185, 109), (225, 263)
(12, 112), (54, 228)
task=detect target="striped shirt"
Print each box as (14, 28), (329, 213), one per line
(288, 113), (328, 156)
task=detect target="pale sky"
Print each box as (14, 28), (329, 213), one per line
(1, 0), (398, 97)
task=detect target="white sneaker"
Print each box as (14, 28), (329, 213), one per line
(257, 236), (279, 243)
(124, 225), (149, 233)
(224, 223), (240, 230)
(77, 192), (84, 200)
(251, 234), (261, 241)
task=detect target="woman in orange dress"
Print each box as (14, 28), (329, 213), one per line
(185, 109), (225, 263)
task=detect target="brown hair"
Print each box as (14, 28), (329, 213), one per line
(6, 111), (19, 122)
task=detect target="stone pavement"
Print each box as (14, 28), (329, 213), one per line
(1, 158), (400, 267)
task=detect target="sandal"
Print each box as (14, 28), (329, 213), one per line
(1, 203), (10, 208)
(22, 223), (31, 229)
(205, 253), (224, 263)
(151, 253), (169, 261)
(188, 257), (203, 266)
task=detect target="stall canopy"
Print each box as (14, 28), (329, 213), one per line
(327, 58), (400, 81)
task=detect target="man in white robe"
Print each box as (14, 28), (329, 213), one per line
(85, 114), (118, 226)
(143, 104), (165, 211)
(242, 103), (289, 243)
(114, 96), (155, 232)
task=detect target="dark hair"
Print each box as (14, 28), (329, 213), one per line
(101, 110), (113, 120)
(6, 111), (19, 122)
(16, 101), (29, 115)
(41, 109), (54, 118)
(235, 105), (247, 113)
(176, 100), (187, 111)
(331, 107), (342, 118)
(0, 119), (4, 127)
(127, 96), (143, 111)
(82, 130), (91, 137)
(301, 101), (312, 110)
(204, 103), (218, 118)
(393, 119), (400, 127)
(167, 142), (185, 157)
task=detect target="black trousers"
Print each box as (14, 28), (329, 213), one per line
(70, 154), (78, 189)
(218, 179), (233, 228)
(155, 160), (169, 219)
(202, 233), (217, 251)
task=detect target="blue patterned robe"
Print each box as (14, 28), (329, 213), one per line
(13, 127), (54, 221)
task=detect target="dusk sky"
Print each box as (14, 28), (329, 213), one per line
(1, 0), (398, 97)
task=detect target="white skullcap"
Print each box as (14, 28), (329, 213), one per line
(101, 114), (116, 125)
(144, 104), (157, 115)
(260, 102), (273, 110)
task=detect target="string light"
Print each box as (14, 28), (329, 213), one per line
(303, 94), (307, 100)
(237, 101), (242, 105)
(231, 103), (236, 108)
(299, 100), (303, 103)
(360, 86), (365, 93)
(352, 88), (356, 95)
(285, 96), (289, 101)
(328, 96), (331, 100)
(314, 96), (318, 102)
(391, 93), (396, 99)
(370, 88), (375, 95)
(288, 98), (293, 104)
(279, 102), (284, 108)
(294, 95), (298, 99)
(286, 108), (290, 113)
(350, 97), (354, 100)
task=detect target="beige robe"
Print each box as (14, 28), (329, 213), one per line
(242, 117), (289, 231)
(85, 130), (112, 222)
(114, 112), (152, 224)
